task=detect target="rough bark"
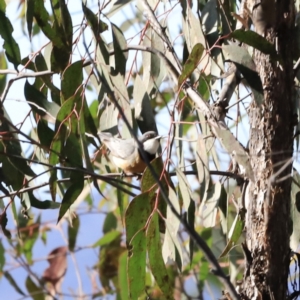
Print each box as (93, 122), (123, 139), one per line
(239, 1), (296, 299)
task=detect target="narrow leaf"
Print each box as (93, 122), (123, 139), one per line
(26, 0), (35, 40)
(0, 11), (21, 68)
(4, 272), (26, 296)
(24, 81), (60, 121)
(0, 52), (7, 93)
(125, 192), (152, 299)
(61, 60), (83, 101)
(178, 43), (205, 87)
(231, 30), (278, 59)
(82, 2), (108, 38)
(0, 240), (4, 270)
(176, 168), (191, 211)
(162, 187), (183, 270)
(147, 213), (173, 299)
(25, 276), (44, 300)
(141, 157), (164, 193)
(199, 181), (222, 227)
(68, 217), (80, 252)
(93, 231), (121, 247)
(118, 252), (128, 300)
(57, 179), (84, 223)
(111, 23), (128, 76)
(219, 210), (245, 258)
(133, 75), (158, 134)
(0, 211), (11, 238)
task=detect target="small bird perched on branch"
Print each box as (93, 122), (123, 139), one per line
(98, 131), (162, 174)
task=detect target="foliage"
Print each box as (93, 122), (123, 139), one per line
(0, 0), (299, 299)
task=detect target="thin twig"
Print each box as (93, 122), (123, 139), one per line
(1, 71), (54, 103)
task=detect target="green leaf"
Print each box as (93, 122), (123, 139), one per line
(93, 231), (121, 247)
(103, 212), (118, 234)
(57, 178), (84, 223)
(141, 157), (164, 193)
(133, 75), (158, 134)
(26, 0), (35, 40)
(29, 192), (60, 209)
(199, 181), (222, 228)
(68, 216), (80, 251)
(52, 0), (73, 47)
(25, 276), (44, 300)
(128, 230), (146, 299)
(0, 52), (7, 93)
(54, 95), (76, 133)
(62, 133), (83, 168)
(50, 45), (69, 73)
(82, 2), (108, 38)
(49, 0), (73, 73)
(187, 200), (195, 262)
(37, 120), (55, 149)
(142, 27), (166, 93)
(0, 140), (36, 177)
(49, 137), (61, 165)
(231, 30), (278, 60)
(49, 169), (57, 202)
(34, 53), (60, 104)
(219, 209), (245, 258)
(218, 186), (228, 234)
(111, 23), (128, 76)
(0, 240), (5, 271)
(49, 95), (78, 165)
(99, 100), (119, 133)
(118, 251), (129, 300)
(33, 0), (63, 48)
(162, 187), (183, 269)
(0, 0), (6, 12)
(147, 213), (173, 299)
(201, 0), (218, 36)
(98, 235), (124, 290)
(0, 11), (21, 68)
(61, 60), (83, 101)
(125, 192), (152, 299)
(22, 216), (41, 264)
(0, 156), (23, 191)
(176, 168), (192, 211)
(4, 272), (26, 296)
(196, 138), (210, 202)
(222, 44), (264, 106)
(107, 0), (133, 17)
(83, 100), (98, 137)
(24, 81), (60, 121)
(197, 74), (211, 101)
(178, 43), (205, 87)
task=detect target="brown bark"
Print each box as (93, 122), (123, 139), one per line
(239, 1), (296, 299)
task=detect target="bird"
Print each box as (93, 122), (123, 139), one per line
(98, 131), (162, 174)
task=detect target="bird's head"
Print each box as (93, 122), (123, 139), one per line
(139, 131), (162, 155)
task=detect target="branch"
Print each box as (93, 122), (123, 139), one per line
(0, 151), (139, 197)
(1, 70), (55, 103)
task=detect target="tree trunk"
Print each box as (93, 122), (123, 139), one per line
(240, 1), (296, 299)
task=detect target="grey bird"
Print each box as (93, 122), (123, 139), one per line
(98, 131), (161, 173)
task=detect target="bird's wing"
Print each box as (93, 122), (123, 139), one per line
(99, 134), (136, 159)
